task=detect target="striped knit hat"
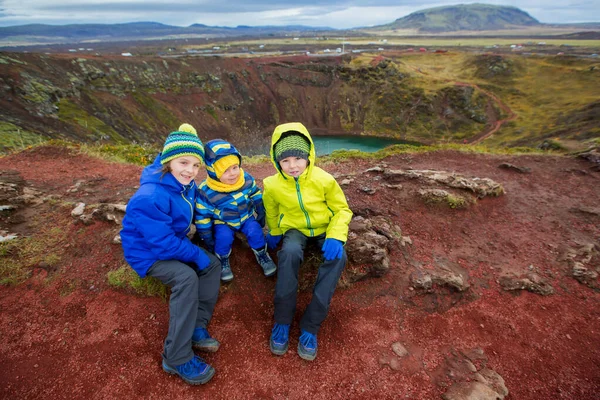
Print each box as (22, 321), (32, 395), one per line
(160, 125), (204, 165)
(274, 132), (310, 163)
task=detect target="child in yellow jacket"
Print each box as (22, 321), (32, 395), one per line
(262, 122), (353, 361)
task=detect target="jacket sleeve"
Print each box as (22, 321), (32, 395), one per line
(262, 176), (283, 236)
(324, 176), (353, 243)
(194, 188), (215, 235)
(247, 174), (263, 204)
(127, 194), (207, 267)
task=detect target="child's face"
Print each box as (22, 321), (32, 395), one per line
(168, 156), (201, 185)
(220, 164), (241, 184)
(279, 156), (308, 178)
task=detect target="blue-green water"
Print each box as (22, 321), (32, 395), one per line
(312, 135), (414, 156)
(244, 135), (416, 157)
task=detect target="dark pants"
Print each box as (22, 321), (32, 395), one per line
(274, 229), (347, 334)
(147, 250), (221, 366)
(214, 217), (266, 257)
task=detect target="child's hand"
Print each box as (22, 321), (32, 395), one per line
(255, 204), (266, 228)
(322, 238), (344, 261)
(266, 234), (282, 250)
(196, 251), (211, 270)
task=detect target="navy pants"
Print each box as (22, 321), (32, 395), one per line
(274, 229), (347, 334)
(214, 217), (265, 257)
(147, 249), (221, 366)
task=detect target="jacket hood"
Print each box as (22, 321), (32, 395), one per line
(140, 154), (195, 193)
(270, 122), (316, 179)
(203, 139), (243, 181)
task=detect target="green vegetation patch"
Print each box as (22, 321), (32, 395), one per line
(107, 265), (168, 299)
(80, 143), (159, 166)
(57, 98), (126, 142)
(0, 122), (46, 153)
(0, 225), (67, 286)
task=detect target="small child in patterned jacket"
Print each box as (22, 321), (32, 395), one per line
(194, 139), (276, 282)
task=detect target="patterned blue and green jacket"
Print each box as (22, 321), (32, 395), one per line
(195, 140), (264, 236)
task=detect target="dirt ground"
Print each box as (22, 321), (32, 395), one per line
(0, 145), (599, 399)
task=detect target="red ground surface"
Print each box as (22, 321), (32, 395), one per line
(0, 146), (599, 399)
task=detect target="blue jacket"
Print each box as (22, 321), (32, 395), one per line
(195, 140), (264, 235)
(120, 156), (206, 277)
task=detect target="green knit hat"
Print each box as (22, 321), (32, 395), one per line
(274, 132), (310, 163)
(160, 130), (205, 165)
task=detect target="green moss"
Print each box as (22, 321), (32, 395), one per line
(79, 143), (159, 166)
(57, 98), (126, 142)
(0, 122), (46, 153)
(0, 220), (67, 286)
(107, 266), (168, 299)
(131, 92), (180, 128)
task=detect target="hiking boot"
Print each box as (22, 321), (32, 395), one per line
(252, 244), (277, 277)
(270, 323), (290, 356)
(162, 355), (215, 385)
(217, 252), (233, 282)
(192, 327), (220, 352)
(298, 330), (318, 361)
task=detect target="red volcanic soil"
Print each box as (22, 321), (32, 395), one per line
(0, 145), (599, 399)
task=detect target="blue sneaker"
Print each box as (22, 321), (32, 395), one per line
(270, 323), (289, 356)
(192, 327), (220, 352)
(162, 355), (215, 385)
(298, 330), (318, 361)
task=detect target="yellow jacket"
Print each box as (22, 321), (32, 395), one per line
(263, 122), (352, 242)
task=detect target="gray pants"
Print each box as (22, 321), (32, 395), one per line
(274, 229), (347, 334)
(147, 250), (221, 366)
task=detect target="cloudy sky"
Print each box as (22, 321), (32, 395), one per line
(0, 0), (598, 29)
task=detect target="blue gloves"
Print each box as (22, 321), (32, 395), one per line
(195, 251), (211, 270)
(322, 238), (344, 261)
(255, 203), (266, 228)
(266, 234), (282, 250)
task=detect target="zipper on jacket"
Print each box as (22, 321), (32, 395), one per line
(295, 178), (313, 236)
(181, 188), (194, 234)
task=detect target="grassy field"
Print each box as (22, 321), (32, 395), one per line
(389, 51), (600, 147)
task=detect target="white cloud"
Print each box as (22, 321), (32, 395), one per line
(0, 0), (598, 28)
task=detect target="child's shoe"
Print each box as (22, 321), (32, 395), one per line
(297, 330), (318, 361)
(217, 252), (233, 282)
(162, 355), (215, 385)
(252, 244), (277, 277)
(192, 327), (220, 352)
(269, 323), (290, 355)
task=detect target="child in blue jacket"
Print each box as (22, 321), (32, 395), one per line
(120, 124), (221, 385)
(194, 139), (276, 282)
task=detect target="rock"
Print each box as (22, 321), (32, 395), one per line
(410, 270), (433, 291)
(391, 342), (408, 357)
(498, 163), (531, 173)
(366, 166), (385, 173)
(442, 381), (506, 400)
(79, 214), (94, 225)
(385, 169), (504, 198)
(340, 178), (353, 186)
(0, 231), (18, 242)
(71, 202), (86, 217)
(384, 183), (403, 190)
(360, 187), (376, 195)
(498, 273), (554, 295)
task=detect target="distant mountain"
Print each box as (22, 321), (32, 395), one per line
(371, 3), (540, 32)
(0, 21), (335, 44)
